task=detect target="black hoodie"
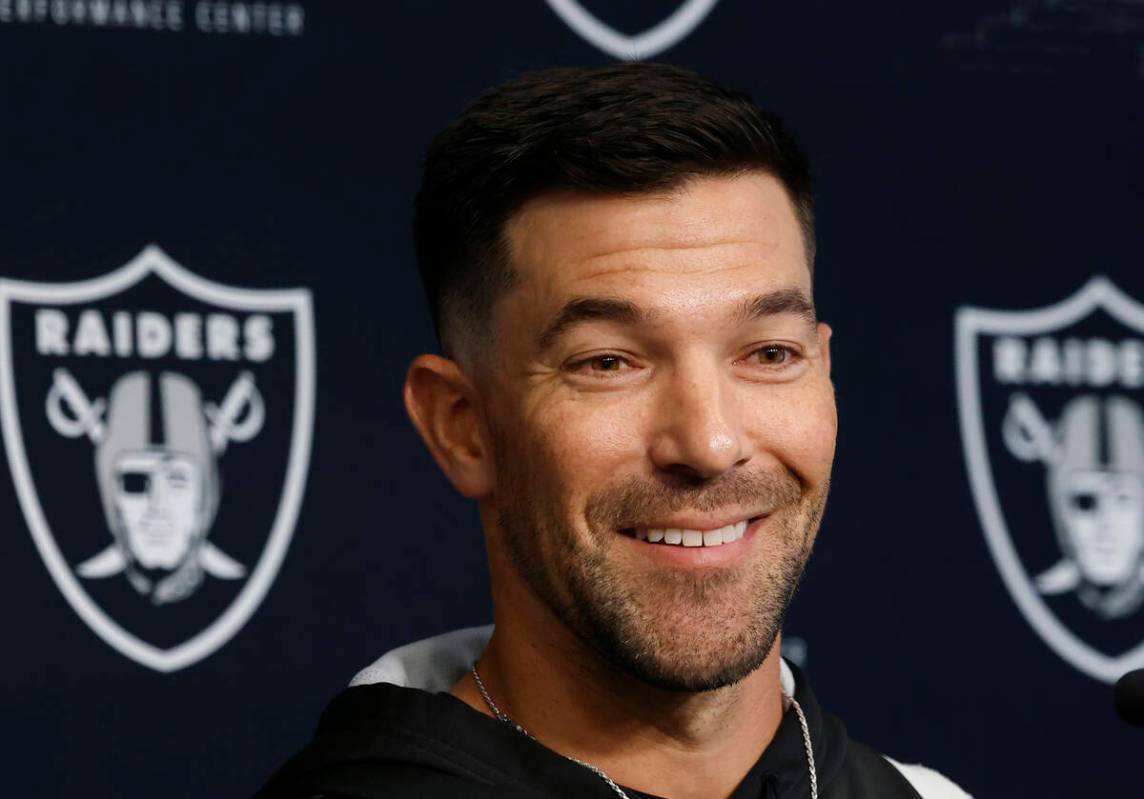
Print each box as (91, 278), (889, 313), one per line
(258, 643), (944, 799)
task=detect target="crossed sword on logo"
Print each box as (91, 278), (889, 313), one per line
(46, 368), (263, 581)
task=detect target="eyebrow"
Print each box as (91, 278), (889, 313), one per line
(738, 288), (818, 326)
(539, 296), (646, 351)
(538, 287), (817, 351)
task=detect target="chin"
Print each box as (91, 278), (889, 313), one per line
(579, 583), (785, 693)
(602, 625), (777, 694)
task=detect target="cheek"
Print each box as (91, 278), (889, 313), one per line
(522, 396), (647, 496)
(748, 383), (837, 482)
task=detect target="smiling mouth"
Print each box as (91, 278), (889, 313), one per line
(620, 516), (762, 548)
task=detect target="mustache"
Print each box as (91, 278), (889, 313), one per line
(585, 469), (803, 530)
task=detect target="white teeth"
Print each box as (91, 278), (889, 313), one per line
(636, 520), (752, 547)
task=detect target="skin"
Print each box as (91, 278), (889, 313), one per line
(405, 172), (837, 799)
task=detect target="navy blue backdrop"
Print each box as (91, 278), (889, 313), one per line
(1, 2), (1141, 796)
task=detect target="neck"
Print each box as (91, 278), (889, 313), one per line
(451, 564), (786, 799)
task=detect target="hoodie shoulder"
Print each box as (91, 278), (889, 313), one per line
(256, 683), (561, 799)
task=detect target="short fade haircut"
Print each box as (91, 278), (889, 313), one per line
(414, 62), (814, 359)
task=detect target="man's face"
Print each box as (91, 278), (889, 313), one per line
(480, 173), (837, 691)
(1061, 470), (1144, 585)
(114, 450), (203, 570)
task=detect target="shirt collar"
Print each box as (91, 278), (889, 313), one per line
(351, 626), (845, 799)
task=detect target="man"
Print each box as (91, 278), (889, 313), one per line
(260, 64), (970, 798)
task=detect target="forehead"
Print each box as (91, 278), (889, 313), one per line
(504, 172), (809, 309)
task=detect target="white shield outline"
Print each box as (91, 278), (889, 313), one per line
(545, 0), (720, 60)
(955, 276), (1144, 683)
(0, 244), (315, 672)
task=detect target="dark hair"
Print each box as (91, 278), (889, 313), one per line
(414, 63), (814, 356)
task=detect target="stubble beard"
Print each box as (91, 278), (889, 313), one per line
(496, 449), (829, 694)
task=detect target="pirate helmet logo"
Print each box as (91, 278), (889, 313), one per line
(48, 369), (265, 604)
(1005, 393), (1144, 618)
(957, 276), (1144, 683)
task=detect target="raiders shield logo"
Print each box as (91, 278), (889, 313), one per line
(545, 0), (719, 60)
(0, 245), (315, 672)
(956, 277), (1144, 683)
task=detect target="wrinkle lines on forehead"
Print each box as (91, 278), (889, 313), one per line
(506, 178), (798, 283)
(572, 238), (779, 274)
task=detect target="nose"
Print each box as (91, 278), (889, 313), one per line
(647, 359), (751, 481)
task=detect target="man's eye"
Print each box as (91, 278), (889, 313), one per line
(568, 354), (631, 374)
(752, 345), (792, 365)
(583, 355), (626, 371)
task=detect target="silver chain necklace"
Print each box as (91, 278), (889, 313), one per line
(471, 664), (818, 799)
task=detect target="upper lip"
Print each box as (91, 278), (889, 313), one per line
(625, 512), (767, 532)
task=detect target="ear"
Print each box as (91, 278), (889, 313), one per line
(816, 322), (833, 377)
(404, 354), (495, 499)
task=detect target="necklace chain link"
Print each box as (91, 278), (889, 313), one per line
(471, 664), (818, 799)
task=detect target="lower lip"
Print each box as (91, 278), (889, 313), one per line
(617, 517), (765, 568)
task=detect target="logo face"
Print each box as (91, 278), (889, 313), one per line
(545, 0), (719, 60)
(0, 245), (315, 672)
(956, 278), (1144, 683)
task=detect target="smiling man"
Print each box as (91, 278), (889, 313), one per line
(260, 64), (969, 799)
